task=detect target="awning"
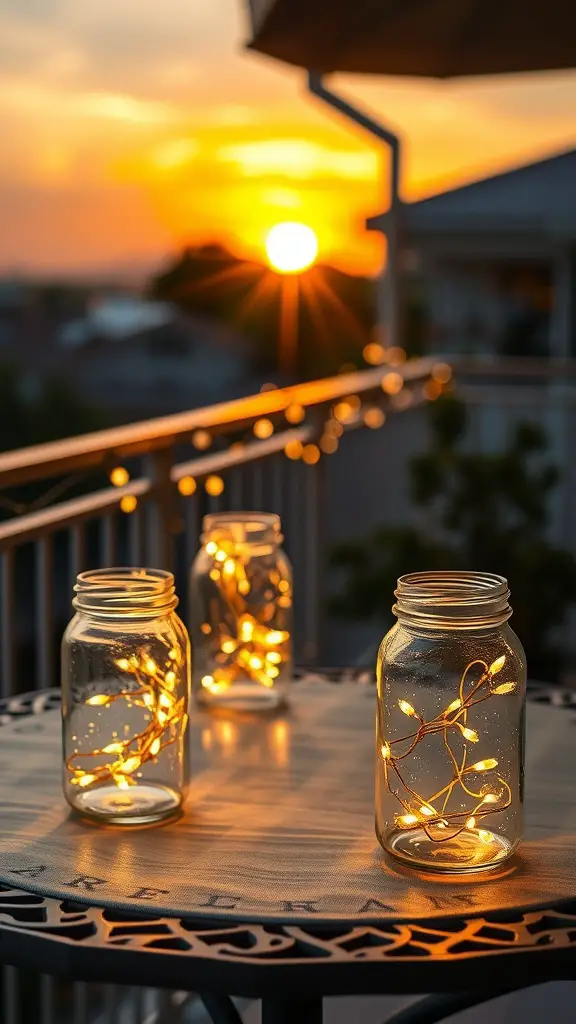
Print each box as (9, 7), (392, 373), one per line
(246, 0), (576, 78)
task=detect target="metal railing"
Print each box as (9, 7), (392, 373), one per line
(0, 359), (437, 698)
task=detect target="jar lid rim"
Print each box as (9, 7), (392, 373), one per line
(203, 511), (280, 530)
(394, 571), (511, 626)
(397, 571), (508, 601)
(74, 567), (177, 615)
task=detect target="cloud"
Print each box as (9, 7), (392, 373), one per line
(0, 0), (240, 97)
(0, 78), (177, 125)
(150, 138), (199, 170)
(217, 139), (378, 180)
(78, 92), (176, 124)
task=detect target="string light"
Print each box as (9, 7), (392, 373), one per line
(333, 401), (355, 424)
(324, 419), (344, 438)
(67, 648), (186, 792)
(320, 435), (338, 454)
(432, 363), (452, 385)
(120, 495), (137, 513)
(199, 528), (292, 696)
(364, 407), (385, 429)
(110, 466), (129, 487)
(386, 346), (406, 366)
(253, 418), (274, 439)
(363, 342), (386, 365)
(302, 444), (320, 465)
(178, 476), (197, 496)
(471, 759), (498, 771)
(284, 439), (303, 460)
(285, 403), (305, 424)
(192, 430), (212, 450)
(380, 656), (516, 846)
(492, 682), (516, 695)
(205, 475), (224, 497)
(381, 372), (404, 395)
(460, 726), (479, 742)
(424, 379), (443, 401)
(445, 698), (462, 714)
(489, 656), (506, 675)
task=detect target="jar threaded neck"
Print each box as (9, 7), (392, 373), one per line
(73, 568), (177, 617)
(394, 571), (511, 629)
(201, 511), (281, 546)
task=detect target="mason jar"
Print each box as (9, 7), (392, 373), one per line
(376, 572), (526, 873)
(190, 512), (293, 710)
(62, 568), (190, 825)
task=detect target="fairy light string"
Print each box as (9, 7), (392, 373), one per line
(67, 646), (187, 791)
(380, 655), (517, 845)
(200, 530), (291, 696)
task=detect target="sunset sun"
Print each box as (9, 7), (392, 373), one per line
(265, 222), (319, 274)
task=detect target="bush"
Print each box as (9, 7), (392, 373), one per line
(330, 396), (576, 680)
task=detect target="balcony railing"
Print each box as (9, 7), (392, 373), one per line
(0, 359), (438, 698)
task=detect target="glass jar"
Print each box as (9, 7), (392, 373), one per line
(376, 572), (526, 873)
(190, 512), (293, 710)
(62, 568), (190, 825)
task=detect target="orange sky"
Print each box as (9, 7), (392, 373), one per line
(0, 0), (575, 277)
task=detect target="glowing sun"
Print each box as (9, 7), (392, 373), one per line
(265, 221), (319, 274)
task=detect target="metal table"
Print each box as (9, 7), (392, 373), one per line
(0, 682), (575, 1024)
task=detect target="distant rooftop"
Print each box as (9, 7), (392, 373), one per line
(367, 148), (576, 237)
(58, 295), (175, 347)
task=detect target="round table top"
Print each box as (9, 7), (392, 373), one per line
(0, 679), (575, 996)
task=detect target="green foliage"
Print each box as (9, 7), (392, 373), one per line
(0, 361), (108, 519)
(0, 362), (106, 453)
(330, 396), (576, 679)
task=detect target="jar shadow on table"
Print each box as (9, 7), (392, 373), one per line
(67, 808), (184, 831)
(374, 831), (576, 919)
(378, 848), (521, 886)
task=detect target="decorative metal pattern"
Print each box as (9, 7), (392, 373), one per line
(0, 688), (61, 726)
(0, 885), (575, 964)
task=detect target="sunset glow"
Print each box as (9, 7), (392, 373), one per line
(265, 222), (318, 274)
(0, 1), (574, 277)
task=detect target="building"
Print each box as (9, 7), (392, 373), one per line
(58, 296), (253, 419)
(0, 287), (254, 421)
(368, 147), (576, 360)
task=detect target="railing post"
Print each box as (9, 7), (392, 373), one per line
(144, 448), (178, 572)
(1, 550), (15, 697)
(303, 454), (325, 665)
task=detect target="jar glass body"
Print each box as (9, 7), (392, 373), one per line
(190, 512), (293, 710)
(62, 569), (190, 825)
(376, 573), (526, 873)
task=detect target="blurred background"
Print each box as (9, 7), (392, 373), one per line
(1, 0), (575, 684)
(0, 1), (575, 1019)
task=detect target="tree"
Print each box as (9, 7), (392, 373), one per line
(148, 244), (375, 380)
(0, 362), (106, 453)
(0, 361), (109, 519)
(330, 396), (576, 680)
